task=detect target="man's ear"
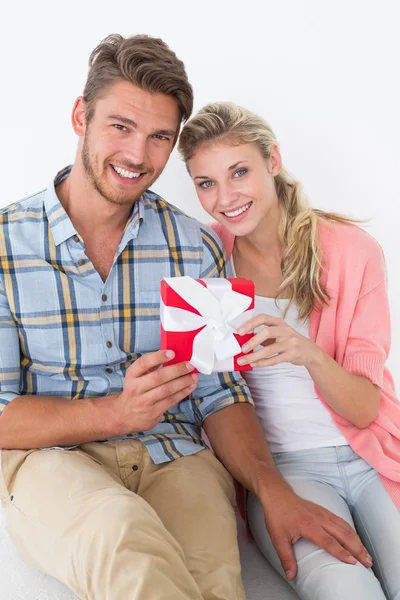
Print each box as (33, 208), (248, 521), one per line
(71, 96), (88, 137)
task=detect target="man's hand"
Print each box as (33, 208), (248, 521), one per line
(111, 350), (198, 435)
(262, 490), (373, 580)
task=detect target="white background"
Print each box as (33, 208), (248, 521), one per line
(1, 0), (399, 388)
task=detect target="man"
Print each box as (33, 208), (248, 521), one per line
(0, 34), (371, 600)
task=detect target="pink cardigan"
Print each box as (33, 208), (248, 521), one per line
(212, 220), (400, 508)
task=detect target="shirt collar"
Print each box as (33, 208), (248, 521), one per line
(44, 166), (145, 247)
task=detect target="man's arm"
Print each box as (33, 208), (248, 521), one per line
(203, 402), (373, 580)
(0, 343), (198, 451)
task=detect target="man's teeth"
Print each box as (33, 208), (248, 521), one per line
(223, 202), (252, 218)
(112, 165), (141, 179)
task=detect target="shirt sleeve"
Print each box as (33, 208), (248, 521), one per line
(0, 275), (21, 413)
(191, 223), (253, 420)
(342, 242), (390, 388)
(189, 370), (254, 425)
(199, 225), (228, 278)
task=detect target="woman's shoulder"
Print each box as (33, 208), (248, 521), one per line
(318, 219), (385, 263)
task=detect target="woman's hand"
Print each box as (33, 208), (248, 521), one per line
(237, 313), (321, 368)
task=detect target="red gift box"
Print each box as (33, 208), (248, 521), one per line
(160, 276), (255, 374)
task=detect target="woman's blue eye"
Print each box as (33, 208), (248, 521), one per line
(234, 168), (248, 178)
(199, 181), (214, 189)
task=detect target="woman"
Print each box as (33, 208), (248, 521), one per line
(178, 102), (400, 600)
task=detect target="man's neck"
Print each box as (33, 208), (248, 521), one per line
(56, 162), (134, 240)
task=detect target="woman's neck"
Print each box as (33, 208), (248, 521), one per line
(235, 203), (283, 262)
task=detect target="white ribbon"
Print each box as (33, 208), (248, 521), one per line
(160, 276), (253, 374)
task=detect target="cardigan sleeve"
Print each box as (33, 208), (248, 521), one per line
(342, 243), (390, 388)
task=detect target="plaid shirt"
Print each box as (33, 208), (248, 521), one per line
(0, 167), (252, 463)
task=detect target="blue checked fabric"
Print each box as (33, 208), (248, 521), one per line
(0, 167), (252, 463)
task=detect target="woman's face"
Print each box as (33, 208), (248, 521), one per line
(188, 141), (281, 237)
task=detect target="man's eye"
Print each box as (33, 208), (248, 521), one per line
(199, 181), (214, 189)
(233, 168), (248, 178)
(153, 134), (169, 141)
(113, 124), (128, 131)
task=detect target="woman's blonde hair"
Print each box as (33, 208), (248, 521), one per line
(179, 102), (356, 319)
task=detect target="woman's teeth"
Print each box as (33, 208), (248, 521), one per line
(112, 165), (141, 179)
(223, 202), (252, 218)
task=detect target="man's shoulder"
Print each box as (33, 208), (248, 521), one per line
(0, 189), (46, 221)
(142, 189), (223, 249)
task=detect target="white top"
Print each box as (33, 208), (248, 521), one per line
(231, 262), (348, 452)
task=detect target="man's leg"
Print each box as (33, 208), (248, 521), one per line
(133, 447), (245, 600)
(0, 446), (202, 600)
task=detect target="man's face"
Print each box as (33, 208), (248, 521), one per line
(80, 80), (180, 206)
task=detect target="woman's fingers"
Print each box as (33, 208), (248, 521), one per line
(238, 342), (288, 366)
(241, 326), (282, 352)
(238, 313), (284, 335)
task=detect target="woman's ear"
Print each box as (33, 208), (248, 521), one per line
(269, 145), (282, 176)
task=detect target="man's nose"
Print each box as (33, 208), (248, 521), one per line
(123, 134), (148, 168)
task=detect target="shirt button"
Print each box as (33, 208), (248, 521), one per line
(106, 367), (113, 374)
(78, 259), (86, 266)
(102, 294), (108, 302)
(132, 465), (139, 471)
(73, 235), (79, 243)
(106, 341), (112, 348)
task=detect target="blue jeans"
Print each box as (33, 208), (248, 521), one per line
(247, 446), (400, 600)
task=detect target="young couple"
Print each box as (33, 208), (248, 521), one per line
(0, 33), (399, 600)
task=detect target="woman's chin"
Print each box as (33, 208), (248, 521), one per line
(217, 215), (257, 237)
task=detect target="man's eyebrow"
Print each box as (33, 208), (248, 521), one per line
(194, 160), (248, 180)
(108, 114), (137, 127)
(107, 115), (176, 137)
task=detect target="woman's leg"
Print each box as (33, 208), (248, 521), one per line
(344, 450), (400, 600)
(247, 449), (387, 600)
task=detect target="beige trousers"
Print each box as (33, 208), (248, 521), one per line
(0, 440), (245, 600)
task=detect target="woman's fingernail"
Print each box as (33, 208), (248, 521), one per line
(242, 344), (249, 353)
(238, 327), (245, 335)
(237, 358), (246, 365)
(186, 362), (194, 371)
(166, 350), (175, 359)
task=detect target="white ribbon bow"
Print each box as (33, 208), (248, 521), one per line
(160, 276), (253, 374)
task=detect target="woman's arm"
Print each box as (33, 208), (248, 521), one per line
(237, 309), (381, 428)
(305, 348), (380, 428)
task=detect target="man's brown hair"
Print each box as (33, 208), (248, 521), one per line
(83, 33), (193, 124)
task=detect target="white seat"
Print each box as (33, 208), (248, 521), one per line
(0, 507), (297, 600)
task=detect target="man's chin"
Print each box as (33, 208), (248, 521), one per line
(101, 180), (151, 206)
(104, 192), (144, 207)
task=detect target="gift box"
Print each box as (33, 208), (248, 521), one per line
(160, 276), (255, 374)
